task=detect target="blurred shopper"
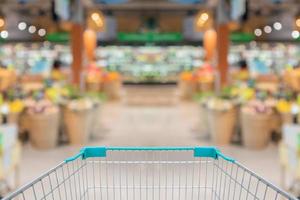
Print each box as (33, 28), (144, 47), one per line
(238, 55), (248, 70)
(232, 53), (249, 82)
(51, 58), (65, 81)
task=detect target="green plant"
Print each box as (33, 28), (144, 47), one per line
(64, 85), (82, 100)
(219, 86), (234, 99)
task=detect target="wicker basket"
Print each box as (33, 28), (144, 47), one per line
(63, 107), (93, 145)
(103, 80), (121, 100)
(7, 112), (20, 124)
(27, 110), (60, 149)
(19, 113), (28, 134)
(198, 81), (214, 93)
(281, 113), (293, 125)
(241, 109), (272, 149)
(86, 81), (102, 92)
(207, 107), (237, 145)
(179, 80), (196, 100)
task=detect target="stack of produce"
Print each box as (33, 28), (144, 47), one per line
(85, 63), (103, 92)
(179, 71), (197, 100)
(231, 69), (250, 82)
(0, 80), (106, 147)
(228, 85), (255, 104)
(0, 88), (25, 125)
(102, 72), (122, 100)
(0, 57), (108, 148)
(276, 99), (293, 125)
(7, 99), (25, 124)
(194, 63), (214, 92)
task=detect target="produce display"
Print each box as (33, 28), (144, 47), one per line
(1, 42), (299, 73)
(0, 43), (126, 150)
(0, 42), (300, 151)
(179, 43), (300, 149)
(0, 43), (71, 76)
(96, 46), (204, 83)
(179, 63), (215, 99)
(229, 43), (300, 76)
(85, 63), (103, 92)
(178, 72), (198, 99)
(0, 44), (205, 84)
(1, 42), (299, 84)
(0, 77), (106, 148)
(194, 79), (300, 149)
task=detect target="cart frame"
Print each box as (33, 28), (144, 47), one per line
(3, 146), (297, 200)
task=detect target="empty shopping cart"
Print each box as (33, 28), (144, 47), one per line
(3, 146), (297, 200)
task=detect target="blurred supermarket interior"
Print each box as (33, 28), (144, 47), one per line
(0, 0), (300, 198)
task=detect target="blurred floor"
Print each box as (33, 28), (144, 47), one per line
(19, 85), (282, 191)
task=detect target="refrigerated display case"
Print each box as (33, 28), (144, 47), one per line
(0, 43), (71, 77)
(96, 46), (204, 83)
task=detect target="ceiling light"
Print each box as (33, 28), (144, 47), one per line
(200, 13), (209, 21)
(291, 30), (300, 39)
(254, 28), (262, 36)
(0, 30), (8, 39)
(28, 25), (36, 34)
(18, 22), (27, 30)
(264, 26), (272, 34)
(273, 22), (282, 30)
(38, 28), (46, 37)
(0, 18), (4, 28)
(91, 13), (100, 21)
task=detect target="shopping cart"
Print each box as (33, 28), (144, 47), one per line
(3, 146), (297, 200)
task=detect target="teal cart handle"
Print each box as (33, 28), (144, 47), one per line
(65, 146), (235, 163)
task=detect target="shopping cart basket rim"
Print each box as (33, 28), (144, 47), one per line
(3, 146), (298, 200)
(65, 146), (235, 163)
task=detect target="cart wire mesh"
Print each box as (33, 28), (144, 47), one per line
(3, 146), (297, 200)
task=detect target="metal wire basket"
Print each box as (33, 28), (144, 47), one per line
(3, 146), (297, 200)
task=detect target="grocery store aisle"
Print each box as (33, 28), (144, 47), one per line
(19, 86), (283, 192)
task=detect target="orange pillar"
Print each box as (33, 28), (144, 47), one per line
(203, 29), (217, 62)
(71, 23), (84, 86)
(216, 24), (229, 86)
(83, 29), (97, 63)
